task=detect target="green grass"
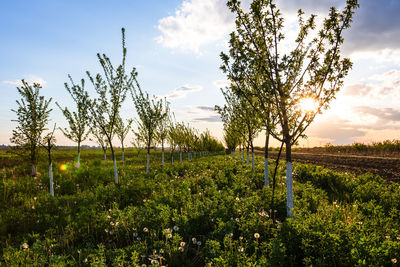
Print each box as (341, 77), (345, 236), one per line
(1, 151), (399, 266)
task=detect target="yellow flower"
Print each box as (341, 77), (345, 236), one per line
(254, 233), (260, 239)
(392, 258), (397, 264)
(143, 227), (149, 233)
(22, 243), (29, 249)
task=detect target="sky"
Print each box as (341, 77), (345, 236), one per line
(1, 0), (400, 147)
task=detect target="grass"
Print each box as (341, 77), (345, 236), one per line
(1, 151), (399, 266)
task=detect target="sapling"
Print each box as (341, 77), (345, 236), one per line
(57, 76), (90, 166)
(10, 80), (52, 177)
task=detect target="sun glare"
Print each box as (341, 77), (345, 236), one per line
(299, 97), (318, 113)
(59, 164), (68, 171)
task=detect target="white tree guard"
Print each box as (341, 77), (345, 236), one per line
(252, 152), (255, 171)
(104, 153), (107, 165)
(162, 151), (164, 166)
(286, 161), (294, 217)
(78, 152), (80, 165)
(247, 151), (249, 165)
(180, 151), (182, 162)
(122, 151), (125, 164)
(114, 157), (118, 184)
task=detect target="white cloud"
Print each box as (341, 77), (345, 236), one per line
(165, 84), (202, 99)
(3, 75), (47, 87)
(156, 0), (235, 53)
(213, 79), (230, 88)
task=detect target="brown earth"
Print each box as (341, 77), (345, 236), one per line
(255, 150), (400, 183)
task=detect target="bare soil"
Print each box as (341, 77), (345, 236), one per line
(259, 150), (400, 183)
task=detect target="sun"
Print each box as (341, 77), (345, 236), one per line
(299, 97), (318, 113)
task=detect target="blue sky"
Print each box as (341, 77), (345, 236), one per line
(1, 0), (400, 146)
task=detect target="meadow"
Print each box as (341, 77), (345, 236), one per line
(1, 150), (399, 266)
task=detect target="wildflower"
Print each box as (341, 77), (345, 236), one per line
(107, 215), (111, 219)
(34, 197), (37, 201)
(397, 236), (400, 240)
(133, 232), (138, 237)
(173, 225), (179, 231)
(109, 231), (113, 235)
(143, 227), (149, 233)
(192, 237), (197, 244)
(197, 241), (202, 246)
(22, 243), (29, 249)
(386, 235), (391, 239)
(84, 258), (88, 263)
(239, 236), (243, 241)
(105, 229), (109, 233)
(254, 233), (260, 239)
(78, 249), (81, 254)
(115, 222), (119, 226)
(32, 205), (35, 210)
(137, 237), (141, 241)
(178, 247), (184, 252)
(159, 249), (164, 254)
(235, 197), (240, 201)
(180, 241), (186, 247)
(238, 247), (244, 252)
(258, 210), (269, 218)
(392, 258), (397, 264)
(108, 209), (112, 212)
(166, 233), (172, 239)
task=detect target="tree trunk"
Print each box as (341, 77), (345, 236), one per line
(77, 141), (81, 166)
(264, 133), (270, 187)
(146, 152), (150, 173)
(271, 141), (284, 208)
(31, 163), (36, 177)
(122, 143), (125, 165)
(111, 147), (118, 184)
(246, 147), (249, 165)
(49, 162), (54, 197)
(162, 144), (165, 166)
(252, 145), (255, 171)
(285, 140), (294, 217)
(104, 150), (107, 165)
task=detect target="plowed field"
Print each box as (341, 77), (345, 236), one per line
(263, 151), (400, 183)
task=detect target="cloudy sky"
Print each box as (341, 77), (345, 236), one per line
(1, 0), (400, 147)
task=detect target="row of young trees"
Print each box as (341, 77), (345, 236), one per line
(217, 0), (359, 216)
(10, 28), (224, 189)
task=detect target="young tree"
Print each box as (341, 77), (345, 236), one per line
(221, 34), (277, 186)
(10, 80), (52, 177)
(90, 120), (109, 166)
(56, 75), (91, 166)
(167, 120), (179, 164)
(216, 88), (262, 171)
(156, 101), (170, 166)
(115, 116), (133, 164)
(131, 85), (166, 172)
(41, 124), (56, 197)
(226, 0), (359, 216)
(86, 28), (136, 184)
(132, 128), (146, 158)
